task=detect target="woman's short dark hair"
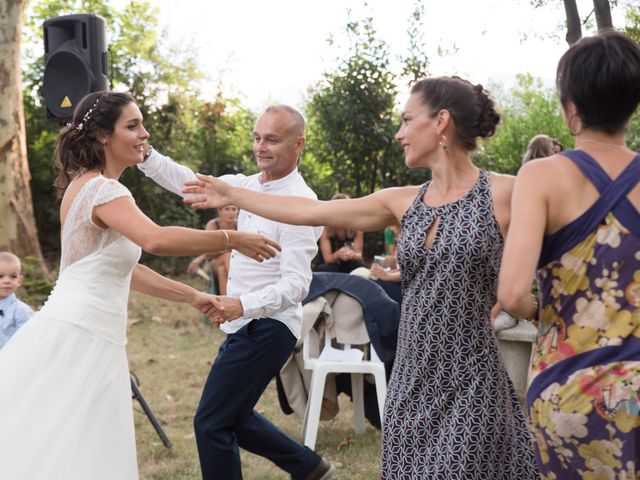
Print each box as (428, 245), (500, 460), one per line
(556, 30), (640, 134)
(410, 76), (501, 151)
(53, 91), (135, 195)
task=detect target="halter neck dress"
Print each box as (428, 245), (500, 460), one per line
(382, 170), (539, 479)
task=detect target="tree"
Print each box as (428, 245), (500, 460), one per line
(623, 4), (640, 153)
(305, 13), (403, 198)
(0, 0), (49, 276)
(564, 0), (583, 44)
(533, 0), (616, 44)
(21, 2), (205, 270)
(476, 74), (572, 175)
(399, 0), (430, 87)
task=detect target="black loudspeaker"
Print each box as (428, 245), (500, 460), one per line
(43, 13), (109, 121)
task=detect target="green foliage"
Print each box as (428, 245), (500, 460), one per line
(305, 13), (404, 198)
(19, 255), (55, 305)
(624, 5), (640, 41)
(22, 1), (255, 272)
(196, 93), (257, 178)
(476, 74), (572, 175)
(399, 0), (430, 87)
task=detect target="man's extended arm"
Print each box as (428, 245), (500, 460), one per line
(137, 150), (197, 197)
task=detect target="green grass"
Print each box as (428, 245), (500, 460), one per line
(126, 280), (382, 479)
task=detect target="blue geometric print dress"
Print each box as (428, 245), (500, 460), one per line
(381, 170), (539, 479)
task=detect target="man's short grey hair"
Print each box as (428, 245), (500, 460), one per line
(264, 105), (305, 137)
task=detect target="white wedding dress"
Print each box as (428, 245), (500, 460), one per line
(0, 176), (141, 479)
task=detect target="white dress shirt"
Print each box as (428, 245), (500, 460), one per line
(138, 150), (322, 339)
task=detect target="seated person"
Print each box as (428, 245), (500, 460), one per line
(187, 205), (238, 295)
(0, 252), (34, 348)
(314, 193), (364, 274)
(350, 249), (402, 307)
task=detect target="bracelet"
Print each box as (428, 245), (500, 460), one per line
(222, 229), (230, 251)
(143, 144), (154, 161)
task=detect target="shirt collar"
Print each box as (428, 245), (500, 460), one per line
(259, 168), (299, 191)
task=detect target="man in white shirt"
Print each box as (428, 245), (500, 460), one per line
(138, 105), (333, 480)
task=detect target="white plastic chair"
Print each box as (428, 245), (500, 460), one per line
(300, 310), (387, 449)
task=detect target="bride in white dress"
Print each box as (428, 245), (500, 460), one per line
(0, 91), (280, 480)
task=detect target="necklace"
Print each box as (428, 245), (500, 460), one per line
(576, 139), (628, 150)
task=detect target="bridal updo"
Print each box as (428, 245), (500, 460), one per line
(54, 91), (135, 195)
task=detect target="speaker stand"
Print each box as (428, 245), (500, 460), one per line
(130, 372), (172, 448)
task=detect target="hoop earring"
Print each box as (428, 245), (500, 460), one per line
(439, 134), (449, 153)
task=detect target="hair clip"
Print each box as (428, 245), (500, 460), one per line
(70, 96), (101, 132)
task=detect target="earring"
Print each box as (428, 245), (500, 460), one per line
(439, 134), (449, 153)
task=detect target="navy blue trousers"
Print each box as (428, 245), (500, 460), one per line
(194, 318), (321, 479)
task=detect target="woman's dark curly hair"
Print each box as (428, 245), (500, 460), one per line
(411, 76), (500, 151)
(53, 91), (135, 196)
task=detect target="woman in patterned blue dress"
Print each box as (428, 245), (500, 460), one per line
(499, 31), (640, 479)
(183, 77), (539, 479)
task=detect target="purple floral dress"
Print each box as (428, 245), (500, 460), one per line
(528, 150), (640, 479)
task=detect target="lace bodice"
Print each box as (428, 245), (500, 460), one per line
(60, 176), (134, 272)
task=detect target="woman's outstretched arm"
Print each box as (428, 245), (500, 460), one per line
(93, 196), (280, 261)
(131, 264), (223, 321)
(183, 174), (417, 232)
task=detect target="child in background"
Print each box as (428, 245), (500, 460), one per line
(0, 252), (34, 348)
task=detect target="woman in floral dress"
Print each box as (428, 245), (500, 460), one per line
(499, 31), (640, 479)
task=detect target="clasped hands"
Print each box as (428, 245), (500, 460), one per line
(191, 292), (244, 324)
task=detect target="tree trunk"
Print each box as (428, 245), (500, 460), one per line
(593, 0), (614, 31)
(0, 0), (50, 276)
(564, 0), (583, 44)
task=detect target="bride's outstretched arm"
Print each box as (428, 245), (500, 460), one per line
(93, 196), (280, 261)
(183, 174), (416, 233)
(131, 265), (223, 320)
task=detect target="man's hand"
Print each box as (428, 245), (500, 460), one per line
(183, 173), (233, 209)
(206, 296), (244, 324)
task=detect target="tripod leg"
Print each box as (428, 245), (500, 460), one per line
(130, 376), (172, 448)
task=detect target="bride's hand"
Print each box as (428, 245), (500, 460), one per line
(228, 231), (281, 262)
(190, 292), (225, 323)
(183, 174), (232, 209)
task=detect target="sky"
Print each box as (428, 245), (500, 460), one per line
(131, 0), (631, 110)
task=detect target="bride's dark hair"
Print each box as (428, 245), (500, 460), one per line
(53, 91), (135, 196)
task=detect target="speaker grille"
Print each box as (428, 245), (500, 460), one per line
(43, 50), (92, 119)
